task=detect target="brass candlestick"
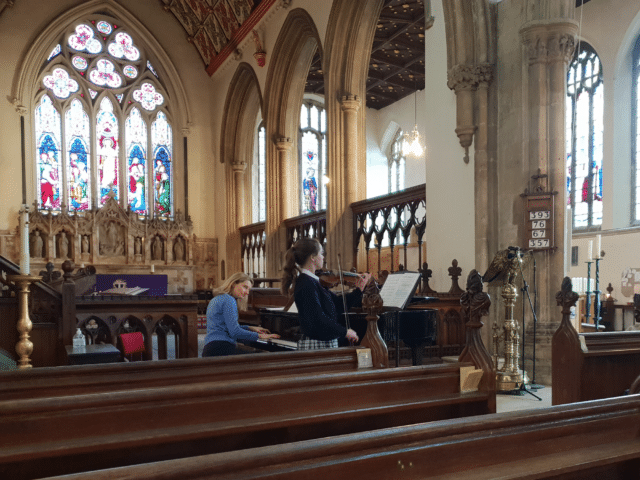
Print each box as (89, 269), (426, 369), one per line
(7, 275), (42, 369)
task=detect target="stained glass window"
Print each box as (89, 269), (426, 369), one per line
(566, 42), (603, 230)
(299, 100), (327, 214)
(633, 36), (640, 222)
(35, 15), (173, 217)
(389, 130), (405, 193)
(96, 97), (119, 204)
(152, 111), (172, 217)
(126, 108), (147, 214)
(65, 99), (90, 211)
(35, 95), (62, 210)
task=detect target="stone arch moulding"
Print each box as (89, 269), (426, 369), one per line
(380, 121), (402, 157)
(262, 8), (323, 276)
(441, 0), (495, 163)
(10, 0), (192, 203)
(220, 62), (263, 274)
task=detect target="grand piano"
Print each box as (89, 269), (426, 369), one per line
(243, 289), (438, 366)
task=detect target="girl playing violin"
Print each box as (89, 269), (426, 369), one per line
(281, 238), (371, 350)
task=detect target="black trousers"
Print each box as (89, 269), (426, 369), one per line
(202, 340), (236, 357)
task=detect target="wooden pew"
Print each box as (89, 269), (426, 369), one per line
(0, 347), (361, 401)
(0, 361), (494, 479)
(552, 277), (640, 405)
(44, 394), (640, 480)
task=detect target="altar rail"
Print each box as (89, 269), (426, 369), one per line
(0, 256), (198, 367)
(239, 221), (266, 278)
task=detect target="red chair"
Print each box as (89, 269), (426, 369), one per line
(119, 332), (145, 362)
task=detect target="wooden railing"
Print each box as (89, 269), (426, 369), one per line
(0, 256), (199, 367)
(351, 184), (426, 276)
(239, 221), (266, 278)
(284, 210), (326, 250)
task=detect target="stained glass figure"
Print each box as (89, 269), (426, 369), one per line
(43, 68), (79, 99)
(299, 101), (326, 214)
(47, 44), (61, 61)
(35, 95), (62, 210)
(96, 97), (119, 204)
(125, 108), (147, 214)
(65, 99), (91, 211)
(108, 32), (140, 61)
(89, 58), (122, 88)
(68, 24), (102, 54)
(72, 56), (88, 70)
(133, 83), (163, 111)
(152, 112), (172, 217)
(96, 20), (112, 35)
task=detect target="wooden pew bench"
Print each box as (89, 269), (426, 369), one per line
(0, 347), (361, 401)
(48, 394), (640, 480)
(0, 362), (493, 479)
(552, 328), (640, 405)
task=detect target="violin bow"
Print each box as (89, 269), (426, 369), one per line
(337, 254), (351, 336)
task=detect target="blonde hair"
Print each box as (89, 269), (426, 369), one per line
(214, 272), (254, 296)
(281, 238), (322, 295)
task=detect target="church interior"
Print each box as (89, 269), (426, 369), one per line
(2, 0), (640, 477)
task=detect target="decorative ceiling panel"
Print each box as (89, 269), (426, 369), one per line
(162, 0), (271, 72)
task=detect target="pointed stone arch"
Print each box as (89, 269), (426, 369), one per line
(262, 8), (323, 275)
(220, 62), (264, 274)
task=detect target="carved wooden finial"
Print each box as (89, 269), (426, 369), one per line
(448, 259), (464, 296)
(556, 276), (579, 315)
(360, 280), (388, 369)
(419, 262), (437, 295)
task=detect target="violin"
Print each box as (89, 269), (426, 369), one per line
(316, 269), (370, 289)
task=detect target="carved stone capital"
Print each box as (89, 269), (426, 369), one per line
(474, 63), (494, 86)
(521, 23), (578, 65)
(447, 64), (477, 91)
(275, 137), (293, 152)
(340, 94), (361, 112)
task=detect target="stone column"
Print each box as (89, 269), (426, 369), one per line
(520, 18), (577, 385)
(231, 160), (247, 228)
(227, 160), (246, 274)
(326, 95), (360, 271)
(266, 138), (293, 277)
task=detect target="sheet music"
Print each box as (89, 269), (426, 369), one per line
(379, 272), (421, 310)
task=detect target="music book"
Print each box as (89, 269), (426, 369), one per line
(379, 271), (421, 310)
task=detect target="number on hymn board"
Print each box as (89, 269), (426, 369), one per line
(529, 210), (550, 220)
(528, 238), (550, 248)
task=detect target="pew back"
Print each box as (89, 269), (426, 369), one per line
(43, 394), (640, 480)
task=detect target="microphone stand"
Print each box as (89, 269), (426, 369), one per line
(512, 249), (542, 401)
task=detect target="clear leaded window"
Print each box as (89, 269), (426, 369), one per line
(566, 42), (603, 230)
(389, 130), (405, 193)
(253, 123), (266, 223)
(299, 100), (327, 214)
(633, 36), (640, 222)
(35, 16), (173, 217)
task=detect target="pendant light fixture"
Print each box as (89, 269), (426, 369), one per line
(402, 87), (424, 158)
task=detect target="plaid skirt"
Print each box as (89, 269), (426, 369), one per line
(297, 336), (339, 350)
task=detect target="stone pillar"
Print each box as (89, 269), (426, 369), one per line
(231, 160), (247, 228)
(266, 138), (293, 277)
(326, 95), (360, 271)
(520, 18), (577, 385)
(227, 160), (246, 274)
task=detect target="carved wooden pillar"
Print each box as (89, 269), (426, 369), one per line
(266, 138), (293, 277)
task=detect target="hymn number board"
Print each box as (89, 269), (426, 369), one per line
(524, 194), (555, 251)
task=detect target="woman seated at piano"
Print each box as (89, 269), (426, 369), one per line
(202, 272), (279, 357)
(281, 237), (371, 350)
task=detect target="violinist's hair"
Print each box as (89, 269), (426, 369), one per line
(214, 272), (253, 296)
(281, 237), (322, 295)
